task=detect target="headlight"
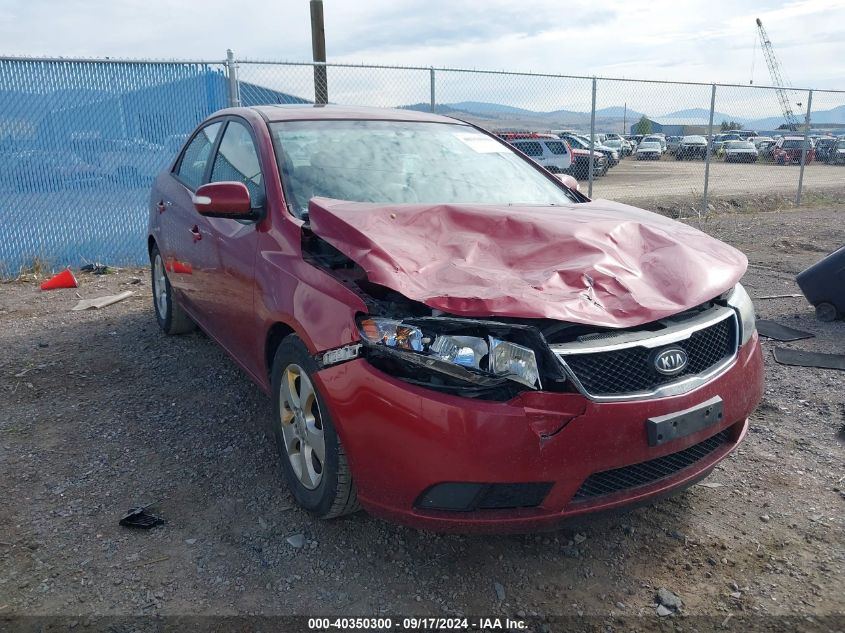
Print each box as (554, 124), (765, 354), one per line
(489, 337), (540, 388)
(357, 317), (540, 389)
(726, 283), (756, 345)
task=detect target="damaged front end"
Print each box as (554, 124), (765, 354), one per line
(300, 199), (752, 403)
(303, 227), (574, 400)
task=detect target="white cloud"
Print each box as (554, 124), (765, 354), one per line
(1, 0), (843, 118)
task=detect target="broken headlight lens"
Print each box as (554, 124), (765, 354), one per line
(429, 335), (489, 369)
(489, 338), (540, 388)
(356, 317), (541, 388)
(726, 283), (756, 345)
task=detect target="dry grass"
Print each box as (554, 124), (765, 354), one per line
(0, 256), (54, 283)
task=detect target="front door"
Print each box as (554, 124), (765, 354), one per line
(200, 118), (265, 376)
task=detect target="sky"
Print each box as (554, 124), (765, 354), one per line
(1, 0), (844, 116)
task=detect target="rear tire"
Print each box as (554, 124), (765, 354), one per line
(150, 245), (195, 335)
(270, 335), (360, 519)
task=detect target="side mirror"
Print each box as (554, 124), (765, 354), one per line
(192, 182), (254, 218)
(555, 173), (581, 192)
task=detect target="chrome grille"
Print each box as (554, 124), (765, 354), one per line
(553, 309), (738, 399)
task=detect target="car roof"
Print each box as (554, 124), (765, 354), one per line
(234, 104), (464, 124)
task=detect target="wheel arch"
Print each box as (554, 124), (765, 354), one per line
(265, 321), (297, 379)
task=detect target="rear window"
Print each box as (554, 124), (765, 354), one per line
(513, 141), (543, 157)
(544, 141), (569, 155)
(782, 140), (805, 149)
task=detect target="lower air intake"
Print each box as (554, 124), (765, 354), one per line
(572, 430), (731, 502)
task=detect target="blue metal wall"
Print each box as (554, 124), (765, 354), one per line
(0, 59), (230, 272)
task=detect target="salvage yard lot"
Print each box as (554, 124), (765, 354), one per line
(0, 207), (843, 627)
(591, 157), (845, 203)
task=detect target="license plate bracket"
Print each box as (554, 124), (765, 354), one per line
(647, 396), (724, 447)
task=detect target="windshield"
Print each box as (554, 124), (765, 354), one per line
(838, 141), (845, 149)
(639, 142), (660, 149)
(682, 136), (705, 143)
(727, 142), (755, 149)
(643, 136), (662, 143)
(270, 120), (576, 217)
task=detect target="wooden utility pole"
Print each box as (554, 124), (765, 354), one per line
(310, 0), (327, 104)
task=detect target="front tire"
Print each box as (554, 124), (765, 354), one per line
(271, 335), (360, 519)
(150, 245), (195, 335)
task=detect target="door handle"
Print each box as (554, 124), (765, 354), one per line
(157, 200), (171, 214)
(189, 225), (202, 242)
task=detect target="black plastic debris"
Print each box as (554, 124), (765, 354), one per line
(796, 245), (845, 322)
(773, 347), (845, 371)
(756, 320), (815, 342)
(80, 263), (111, 275)
(119, 504), (164, 529)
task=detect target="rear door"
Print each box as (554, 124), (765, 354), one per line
(156, 120), (223, 321)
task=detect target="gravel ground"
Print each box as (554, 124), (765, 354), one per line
(0, 206), (843, 630)
(588, 156), (845, 205)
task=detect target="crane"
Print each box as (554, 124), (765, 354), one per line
(756, 17), (799, 131)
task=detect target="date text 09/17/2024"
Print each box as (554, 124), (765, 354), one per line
(307, 617), (528, 630)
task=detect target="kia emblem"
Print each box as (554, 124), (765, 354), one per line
(653, 347), (689, 376)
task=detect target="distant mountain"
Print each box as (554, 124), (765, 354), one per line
(750, 105), (845, 130)
(595, 106), (645, 119)
(659, 108), (745, 122)
(399, 102), (487, 117)
(445, 101), (539, 116)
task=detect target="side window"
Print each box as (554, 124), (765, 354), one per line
(176, 122), (222, 190)
(545, 141), (568, 155)
(210, 120), (265, 207)
(513, 141), (543, 157)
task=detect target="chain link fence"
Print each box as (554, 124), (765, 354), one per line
(1, 54), (844, 273)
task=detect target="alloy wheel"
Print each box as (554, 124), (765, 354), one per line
(153, 253), (168, 317)
(279, 364), (325, 490)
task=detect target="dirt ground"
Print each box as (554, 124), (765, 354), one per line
(586, 156), (845, 205)
(0, 206), (843, 631)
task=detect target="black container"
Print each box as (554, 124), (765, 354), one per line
(796, 245), (845, 321)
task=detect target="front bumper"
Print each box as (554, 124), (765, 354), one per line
(314, 333), (764, 532)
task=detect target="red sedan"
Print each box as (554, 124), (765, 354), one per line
(148, 105), (763, 532)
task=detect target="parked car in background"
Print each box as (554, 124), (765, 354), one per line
(70, 137), (167, 186)
(753, 136), (775, 148)
(774, 137), (815, 164)
(675, 136), (708, 160)
(829, 139), (845, 164)
(636, 141), (662, 160)
(666, 136), (682, 153)
(756, 140), (777, 160)
(505, 134), (573, 173)
(0, 149), (102, 192)
(723, 141), (759, 163)
(626, 134), (643, 148)
(567, 147), (609, 179)
(641, 135), (667, 153)
(711, 133), (741, 155)
(602, 138), (629, 157)
(147, 104), (762, 531)
(814, 138), (838, 162)
(559, 134), (620, 167)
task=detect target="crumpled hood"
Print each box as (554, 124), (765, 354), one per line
(307, 197), (747, 328)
